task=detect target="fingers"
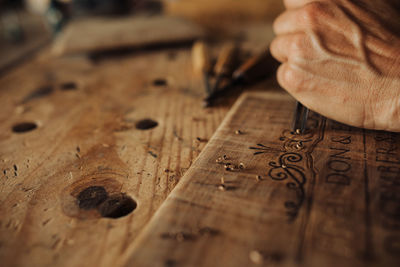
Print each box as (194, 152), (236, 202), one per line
(277, 63), (308, 96)
(276, 63), (323, 109)
(273, 9), (303, 35)
(276, 62), (366, 130)
(270, 33), (313, 63)
(274, 1), (331, 35)
(277, 63), (324, 118)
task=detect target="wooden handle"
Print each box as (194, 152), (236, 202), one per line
(232, 49), (278, 82)
(232, 51), (270, 79)
(214, 43), (238, 77)
(192, 41), (211, 75)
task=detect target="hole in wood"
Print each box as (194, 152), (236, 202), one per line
(135, 119), (158, 130)
(98, 193), (137, 219)
(12, 122), (37, 133)
(60, 82), (77, 90)
(77, 186), (108, 210)
(153, 78), (167, 86)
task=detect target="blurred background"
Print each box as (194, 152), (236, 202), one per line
(0, 0), (284, 74)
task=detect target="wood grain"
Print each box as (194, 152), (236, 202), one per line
(124, 91), (400, 267)
(0, 20), (289, 267)
(0, 46), (235, 267)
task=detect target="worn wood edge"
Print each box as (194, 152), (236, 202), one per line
(120, 89), (288, 265)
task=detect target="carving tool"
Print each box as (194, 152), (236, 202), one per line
(204, 49), (277, 106)
(231, 49), (274, 84)
(292, 102), (309, 134)
(212, 43), (239, 90)
(192, 40), (212, 94)
(203, 43), (239, 107)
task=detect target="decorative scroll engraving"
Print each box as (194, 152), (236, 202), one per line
(268, 152), (306, 221)
(249, 114), (324, 222)
(249, 143), (284, 155)
(279, 130), (314, 151)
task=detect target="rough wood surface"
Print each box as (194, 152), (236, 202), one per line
(124, 91), (400, 267)
(0, 46), (236, 267)
(52, 16), (205, 56)
(0, 21), (283, 267)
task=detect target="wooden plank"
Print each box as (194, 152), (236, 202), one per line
(0, 46), (234, 267)
(124, 91), (400, 267)
(52, 16), (205, 56)
(0, 21), (277, 267)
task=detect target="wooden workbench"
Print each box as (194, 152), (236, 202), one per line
(2, 10), (399, 267)
(0, 21), (276, 267)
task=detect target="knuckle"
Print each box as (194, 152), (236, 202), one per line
(272, 18), (280, 34)
(291, 34), (306, 55)
(269, 38), (279, 58)
(287, 34), (310, 61)
(301, 1), (326, 24)
(278, 64), (304, 93)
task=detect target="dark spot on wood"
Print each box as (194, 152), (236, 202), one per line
(198, 227), (220, 236)
(265, 252), (285, 262)
(153, 79), (167, 86)
(12, 122), (37, 133)
(136, 119), (158, 130)
(164, 259), (176, 267)
(196, 137), (208, 142)
(98, 193), (136, 218)
(167, 52), (177, 61)
(13, 164), (17, 171)
(160, 233), (173, 239)
(148, 151), (158, 158)
(176, 232), (196, 241)
(160, 232), (197, 241)
(77, 186), (108, 210)
(22, 85), (53, 103)
(217, 184), (237, 191)
(60, 82), (77, 91)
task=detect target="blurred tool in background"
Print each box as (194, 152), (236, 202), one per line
(192, 40), (279, 107)
(192, 41), (212, 95)
(24, 0), (163, 33)
(232, 50), (276, 85)
(22, 0), (284, 34)
(210, 43), (240, 101)
(0, 0), (52, 74)
(1, 0), (25, 43)
(205, 50), (278, 106)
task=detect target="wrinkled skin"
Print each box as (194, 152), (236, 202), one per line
(270, 0), (400, 131)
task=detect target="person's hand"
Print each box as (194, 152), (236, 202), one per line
(270, 0), (400, 131)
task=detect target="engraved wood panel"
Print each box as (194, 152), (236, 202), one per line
(124, 91), (400, 267)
